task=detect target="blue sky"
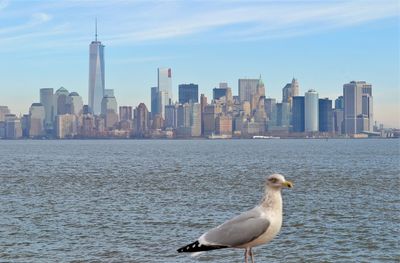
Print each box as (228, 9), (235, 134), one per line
(0, 0), (399, 127)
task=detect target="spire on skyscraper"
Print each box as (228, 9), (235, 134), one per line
(95, 17), (98, 41)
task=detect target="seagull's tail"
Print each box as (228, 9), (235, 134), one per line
(177, 240), (228, 253)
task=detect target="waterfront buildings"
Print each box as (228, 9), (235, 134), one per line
(292, 96), (305, 132)
(238, 78), (259, 103)
(119, 106), (133, 121)
(343, 81), (373, 134)
(157, 68), (172, 119)
(56, 114), (78, 139)
(0, 106), (10, 122)
(101, 92), (118, 129)
(88, 21), (105, 115)
(55, 87), (69, 116)
(179, 83), (198, 104)
(68, 92), (83, 116)
(135, 103), (149, 137)
(29, 103), (45, 137)
(318, 98), (333, 133)
(40, 88), (54, 129)
(282, 78), (299, 106)
(305, 89), (319, 132)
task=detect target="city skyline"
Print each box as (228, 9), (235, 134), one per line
(0, 1), (399, 128)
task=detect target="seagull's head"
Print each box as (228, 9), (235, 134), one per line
(266, 174), (293, 189)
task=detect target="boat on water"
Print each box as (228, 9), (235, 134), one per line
(208, 134), (232, 139)
(252, 135), (280, 139)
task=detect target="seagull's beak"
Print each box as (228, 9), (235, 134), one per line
(282, 180), (293, 188)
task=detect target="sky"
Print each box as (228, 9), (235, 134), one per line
(0, 0), (399, 128)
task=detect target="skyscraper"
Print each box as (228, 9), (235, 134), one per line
(68, 92), (83, 116)
(119, 106), (133, 121)
(238, 78), (259, 103)
(335, 96), (344, 109)
(318, 98), (333, 133)
(29, 103), (45, 137)
(179, 83), (198, 104)
(0, 106), (10, 122)
(135, 103), (149, 137)
(305, 89), (319, 132)
(55, 87), (69, 116)
(88, 20), (105, 115)
(101, 93), (118, 129)
(282, 78), (299, 106)
(157, 68), (172, 119)
(292, 96), (305, 132)
(343, 81), (372, 134)
(150, 87), (159, 119)
(40, 88), (54, 129)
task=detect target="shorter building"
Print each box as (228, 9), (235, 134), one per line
(101, 95), (119, 129)
(4, 114), (22, 139)
(119, 106), (133, 121)
(56, 114), (78, 139)
(216, 114), (232, 135)
(0, 106), (10, 122)
(135, 103), (150, 137)
(29, 103), (45, 138)
(179, 84), (198, 104)
(165, 104), (178, 129)
(318, 98), (333, 133)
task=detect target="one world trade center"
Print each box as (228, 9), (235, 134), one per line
(88, 20), (105, 115)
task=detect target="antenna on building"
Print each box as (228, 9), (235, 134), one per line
(95, 17), (98, 41)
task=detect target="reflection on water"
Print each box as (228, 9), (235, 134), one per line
(0, 139), (399, 262)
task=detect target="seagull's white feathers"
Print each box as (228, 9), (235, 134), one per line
(199, 207), (270, 248)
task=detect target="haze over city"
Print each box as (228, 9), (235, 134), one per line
(0, 0), (399, 128)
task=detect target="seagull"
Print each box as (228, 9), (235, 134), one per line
(177, 173), (293, 263)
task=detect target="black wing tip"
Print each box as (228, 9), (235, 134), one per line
(177, 240), (228, 253)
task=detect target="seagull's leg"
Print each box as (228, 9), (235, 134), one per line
(250, 248), (255, 263)
(244, 248), (248, 263)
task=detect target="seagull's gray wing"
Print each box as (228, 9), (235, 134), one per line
(200, 207), (270, 247)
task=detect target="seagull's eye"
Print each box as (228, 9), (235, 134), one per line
(269, 178), (277, 183)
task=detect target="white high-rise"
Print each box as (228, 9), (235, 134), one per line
(305, 89), (319, 132)
(343, 81), (373, 134)
(157, 68), (172, 119)
(88, 20), (105, 115)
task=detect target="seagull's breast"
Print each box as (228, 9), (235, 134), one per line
(241, 209), (283, 248)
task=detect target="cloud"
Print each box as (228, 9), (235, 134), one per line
(32, 12), (52, 23)
(0, 0), (9, 10)
(0, 0), (398, 51)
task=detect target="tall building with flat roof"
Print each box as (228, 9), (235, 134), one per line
(101, 94), (118, 129)
(0, 106), (10, 122)
(305, 89), (319, 132)
(150, 87), (159, 119)
(68, 92), (83, 116)
(238, 78), (259, 103)
(343, 81), (372, 134)
(158, 67), (172, 102)
(29, 103), (45, 137)
(119, 106), (133, 121)
(88, 20), (105, 115)
(319, 98), (333, 133)
(179, 83), (198, 104)
(292, 96), (305, 132)
(40, 88), (54, 128)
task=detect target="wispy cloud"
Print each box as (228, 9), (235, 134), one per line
(0, 0), (398, 51)
(0, 0), (9, 10)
